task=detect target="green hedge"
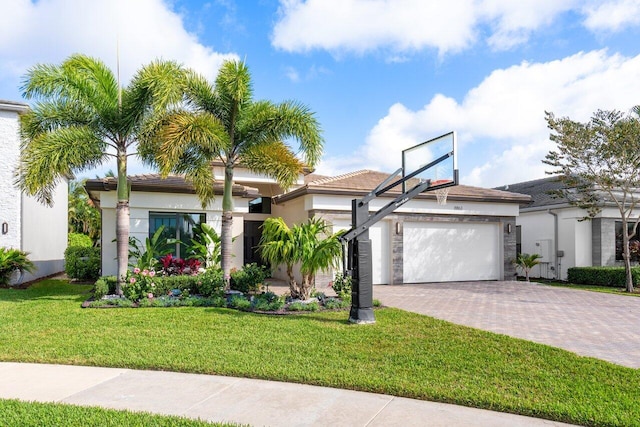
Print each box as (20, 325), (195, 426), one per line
(68, 233), (93, 248)
(567, 266), (640, 287)
(65, 246), (101, 281)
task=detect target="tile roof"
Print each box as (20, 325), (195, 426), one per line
(85, 174), (260, 198)
(276, 169), (531, 204)
(496, 176), (568, 208)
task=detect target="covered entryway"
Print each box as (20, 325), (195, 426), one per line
(403, 221), (501, 283)
(333, 219), (390, 285)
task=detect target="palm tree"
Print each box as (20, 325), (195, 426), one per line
(259, 217), (342, 299)
(514, 253), (542, 282)
(141, 59), (323, 286)
(16, 54), (185, 294)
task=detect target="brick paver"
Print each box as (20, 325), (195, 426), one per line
(374, 281), (640, 368)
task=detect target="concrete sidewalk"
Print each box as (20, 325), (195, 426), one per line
(0, 362), (574, 426)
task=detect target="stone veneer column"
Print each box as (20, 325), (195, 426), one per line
(503, 218), (517, 280)
(391, 220), (403, 285)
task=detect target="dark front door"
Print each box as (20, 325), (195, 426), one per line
(244, 220), (265, 266)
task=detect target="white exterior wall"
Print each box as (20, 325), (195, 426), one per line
(517, 207), (592, 280)
(99, 191), (249, 276)
(0, 103), (67, 282)
(0, 109), (22, 251)
(21, 183), (68, 280)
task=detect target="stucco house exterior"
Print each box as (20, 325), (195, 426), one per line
(0, 100), (68, 283)
(501, 176), (633, 280)
(87, 166), (529, 285)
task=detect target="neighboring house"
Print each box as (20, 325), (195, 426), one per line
(0, 100), (67, 283)
(87, 166), (530, 285)
(500, 176), (632, 280)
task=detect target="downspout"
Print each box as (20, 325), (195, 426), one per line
(548, 210), (559, 279)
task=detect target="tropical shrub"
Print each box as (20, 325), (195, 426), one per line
(65, 246), (100, 281)
(228, 295), (251, 310)
(513, 253), (542, 281)
(251, 291), (284, 311)
(197, 269), (225, 298)
(330, 272), (352, 300)
(287, 301), (319, 312)
(128, 225), (177, 270)
(0, 247), (35, 285)
(230, 263), (269, 294)
(68, 233), (93, 248)
(122, 268), (159, 301)
(183, 223), (222, 268)
(159, 254), (201, 276)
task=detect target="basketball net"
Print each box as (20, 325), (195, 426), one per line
(435, 187), (449, 205)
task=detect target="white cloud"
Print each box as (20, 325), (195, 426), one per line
(317, 50), (640, 187)
(272, 0), (478, 56)
(272, 0), (640, 56)
(0, 0), (238, 179)
(582, 0), (640, 32)
(0, 0), (237, 95)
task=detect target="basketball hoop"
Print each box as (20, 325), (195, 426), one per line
(435, 187), (449, 205)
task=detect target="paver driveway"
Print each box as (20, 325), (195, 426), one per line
(374, 281), (640, 368)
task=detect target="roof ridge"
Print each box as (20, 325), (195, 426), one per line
(308, 169), (371, 186)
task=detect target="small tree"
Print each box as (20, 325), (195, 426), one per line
(514, 253), (542, 282)
(259, 217), (342, 299)
(544, 108), (640, 292)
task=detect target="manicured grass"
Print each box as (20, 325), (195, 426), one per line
(0, 398), (241, 426)
(1, 280), (639, 426)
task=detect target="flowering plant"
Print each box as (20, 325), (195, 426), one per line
(159, 254), (201, 276)
(122, 267), (157, 301)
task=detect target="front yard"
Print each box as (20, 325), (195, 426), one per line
(1, 279), (638, 426)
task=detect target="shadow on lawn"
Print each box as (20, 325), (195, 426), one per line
(0, 280), (92, 304)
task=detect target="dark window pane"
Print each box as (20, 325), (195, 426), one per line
(149, 212), (206, 258)
(615, 221), (640, 262)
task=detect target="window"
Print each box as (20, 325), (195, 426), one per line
(248, 197), (271, 214)
(149, 212), (206, 258)
(615, 221), (640, 261)
(516, 225), (522, 257)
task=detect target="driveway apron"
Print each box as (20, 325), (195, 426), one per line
(374, 281), (640, 368)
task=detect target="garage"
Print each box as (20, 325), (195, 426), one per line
(403, 221), (501, 283)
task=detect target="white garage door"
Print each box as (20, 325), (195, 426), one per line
(333, 219), (390, 285)
(403, 222), (500, 283)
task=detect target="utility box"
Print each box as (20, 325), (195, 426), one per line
(535, 239), (552, 262)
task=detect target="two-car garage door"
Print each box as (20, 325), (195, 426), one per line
(334, 219), (501, 284)
(403, 221), (501, 283)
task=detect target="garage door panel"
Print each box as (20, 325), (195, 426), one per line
(404, 222), (500, 283)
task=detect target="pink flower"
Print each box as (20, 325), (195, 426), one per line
(133, 267), (141, 274)
(149, 270), (156, 277)
(147, 293), (154, 299)
(129, 277), (136, 284)
(142, 269), (149, 276)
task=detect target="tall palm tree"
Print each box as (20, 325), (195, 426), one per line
(16, 54), (185, 294)
(141, 60), (323, 285)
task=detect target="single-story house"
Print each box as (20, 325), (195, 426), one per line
(87, 165), (530, 285)
(0, 100), (67, 283)
(500, 176), (634, 280)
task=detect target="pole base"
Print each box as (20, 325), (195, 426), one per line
(349, 307), (375, 324)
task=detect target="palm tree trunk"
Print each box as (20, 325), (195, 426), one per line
(221, 163), (234, 290)
(115, 152), (129, 295)
(287, 264), (297, 298)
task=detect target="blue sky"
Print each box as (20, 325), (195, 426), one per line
(3, 0), (640, 187)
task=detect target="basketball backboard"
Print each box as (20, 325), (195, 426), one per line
(402, 131), (458, 192)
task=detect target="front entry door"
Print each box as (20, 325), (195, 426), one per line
(244, 220), (265, 266)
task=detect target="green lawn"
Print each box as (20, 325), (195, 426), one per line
(1, 280), (638, 426)
(0, 398), (241, 426)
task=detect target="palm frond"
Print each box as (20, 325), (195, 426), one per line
(241, 140), (303, 190)
(16, 126), (107, 205)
